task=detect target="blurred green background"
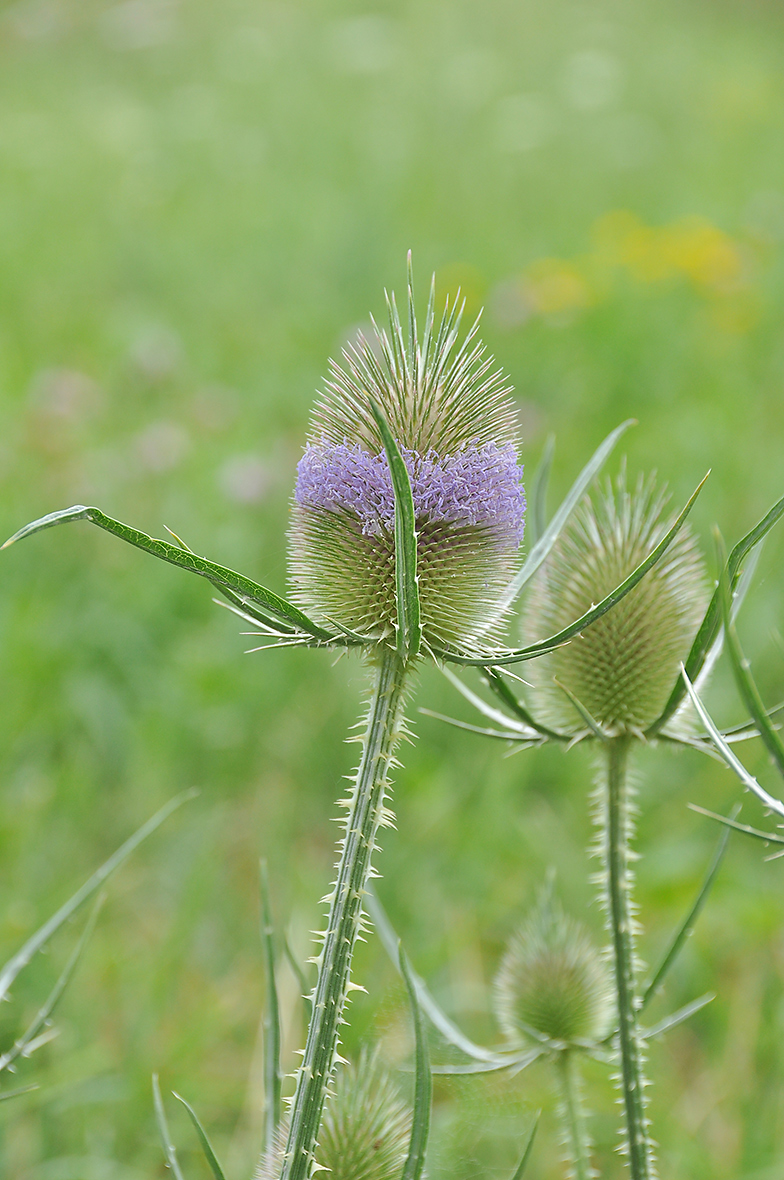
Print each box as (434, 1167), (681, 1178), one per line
(2, 0), (784, 1175)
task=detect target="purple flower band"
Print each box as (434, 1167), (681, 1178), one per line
(295, 441), (526, 544)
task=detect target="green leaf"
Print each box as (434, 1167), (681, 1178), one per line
(419, 708), (538, 743)
(499, 418), (635, 611)
(640, 810), (737, 1013)
(0, 896), (103, 1075)
(510, 1113), (540, 1180)
(482, 669), (567, 741)
(430, 1048), (544, 1076)
(172, 1092), (227, 1180)
(688, 805), (784, 848)
(2, 505), (334, 642)
(152, 1074), (185, 1180)
(368, 401), (421, 662)
(437, 471), (709, 667)
(0, 1084), (38, 1103)
(260, 860), (282, 1151)
(0, 790), (195, 1006)
(648, 491), (784, 735)
(681, 671), (784, 820)
(720, 564), (784, 780)
(399, 945), (432, 1180)
(365, 890), (503, 1064)
(530, 434), (555, 546)
(644, 994), (714, 1040)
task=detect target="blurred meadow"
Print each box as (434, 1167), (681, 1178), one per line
(2, 0), (784, 1175)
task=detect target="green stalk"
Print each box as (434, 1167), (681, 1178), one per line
(279, 648), (408, 1180)
(603, 738), (654, 1179)
(556, 1051), (593, 1180)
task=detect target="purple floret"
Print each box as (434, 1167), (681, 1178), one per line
(295, 441), (525, 545)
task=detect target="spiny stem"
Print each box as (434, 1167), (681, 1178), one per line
(604, 738), (654, 1179)
(556, 1050), (594, 1180)
(279, 647), (408, 1180)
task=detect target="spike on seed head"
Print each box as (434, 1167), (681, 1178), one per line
(522, 470), (709, 735)
(288, 270), (526, 651)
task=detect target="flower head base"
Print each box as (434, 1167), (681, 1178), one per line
(522, 471), (709, 735)
(289, 276), (525, 652)
(493, 892), (613, 1047)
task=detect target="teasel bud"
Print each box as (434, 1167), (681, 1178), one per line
(493, 892), (613, 1048)
(522, 470), (709, 735)
(289, 274), (525, 654)
(257, 1050), (411, 1180)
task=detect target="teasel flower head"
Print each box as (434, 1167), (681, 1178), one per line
(289, 267), (526, 655)
(257, 1049), (411, 1180)
(522, 470), (709, 736)
(493, 891), (613, 1048)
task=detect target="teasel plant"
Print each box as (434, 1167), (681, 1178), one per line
(422, 470), (784, 1178)
(2, 259), (708, 1179)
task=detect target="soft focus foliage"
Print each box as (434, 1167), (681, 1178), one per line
(2, 0), (784, 1177)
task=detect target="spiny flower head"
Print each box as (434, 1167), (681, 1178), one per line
(522, 470), (709, 736)
(289, 272), (525, 653)
(493, 892), (613, 1047)
(257, 1049), (411, 1180)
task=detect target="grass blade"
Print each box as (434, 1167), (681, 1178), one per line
(641, 810), (737, 1012)
(2, 505), (333, 642)
(510, 1113), (540, 1180)
(172, 1092), (227, 1180)
(438, 471), (708, 666)
(649, 491), (784, 735)
(681, 670), (784, 820)
(499, 418), (634, 610)
(0, 790), (195, 1006)
(0, 896), (103, 1074)
(365, 890), (501, 1063)
(152, 1074), (185, 1180)
(399, 946), (432, 1180)
(368, 400), (421, 662)
(260, 860), (282, 1151)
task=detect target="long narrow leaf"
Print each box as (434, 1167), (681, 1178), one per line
(260, 860), (282, 1151)
(0, 1084), (38, 1103)
(419, 709), (536, 743)
(482, 669), (568, 740)
(172, 1092), (227, 1180)
(641, 811), (736, 1012)
(0, 790), (194, 1006)
(365, 890), (502, 1063)
(721, 574), (784, 780)
(437, 471), (708, 667)
(649, 491), (784, 735)
(510, 1113), (540, 1180)
(152, 1074), (185, 1180)
(499, 418), (634, 610)
(688, 805), (784, 847)
(399, 947), (432, 1180)
(0, 897), (103, 1074)
(644, 994), (714, 1040)
(554, 679), (608, 740)
(2, 505), (334, 642)
(368, 401), (421, 661)
(681, 671), (784, 819)
(430, 1048), (543, 1075)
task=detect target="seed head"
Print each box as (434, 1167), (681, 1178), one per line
(289, 277), (525, 652)
(523, 471), (709, 735)
(493, 893), (613, 1047)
